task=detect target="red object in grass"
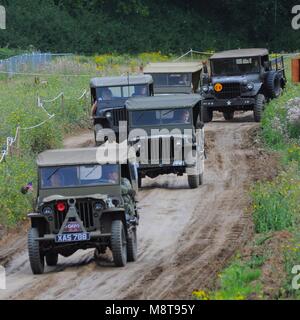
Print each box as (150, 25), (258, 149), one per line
(56, 201), (66, 212)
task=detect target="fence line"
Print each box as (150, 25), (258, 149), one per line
(1, 89), (89, 164)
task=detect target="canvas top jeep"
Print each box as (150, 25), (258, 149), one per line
(143, 62), (202, 94)
(90, 75), (154, 145)
(126, 94), (205, 189)
(201, 48), (286, 122)
(25, 147), (139, 274)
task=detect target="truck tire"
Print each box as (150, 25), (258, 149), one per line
(266, 71), (281, 99)
(111, 220), (127, 267)
(127, 228), (137, 262)
(199, 173), (204, 186)
(202, 106), (213, 123)
(223, 111), (234, 121)
(45, 252), (58, 267)
(28, 228), (44, 275)
(253, 94), (265, 122)
(138, 174), (142, 188)
(188, 175), (199, 189)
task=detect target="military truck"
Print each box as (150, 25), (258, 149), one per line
(90, 75), (154, 145)
(24, 148), (139, 274)
(143, 62), (202, 94)
(126, 95), (205, 189)
(200, 48), (286, 122)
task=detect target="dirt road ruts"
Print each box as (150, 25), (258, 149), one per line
(0, 112), (270, 300)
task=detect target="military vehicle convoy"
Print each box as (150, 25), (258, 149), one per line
(143, 62), (202, 94)
(200, 48), (286, 122)
(24, 148), (139, 274)
(90, 75), (154, 145)
(126, 94), (205, 189)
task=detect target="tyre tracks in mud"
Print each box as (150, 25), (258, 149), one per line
(0, 112), (275, 300)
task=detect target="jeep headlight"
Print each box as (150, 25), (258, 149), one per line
(105, 111), (112, 118)
(202, 85), (209, 93)
(42, 206), (53, 215)
(94, 200), (106, 211)
(247, 82), (254, 91)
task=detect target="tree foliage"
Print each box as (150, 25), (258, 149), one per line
(0, 0), (299, 54)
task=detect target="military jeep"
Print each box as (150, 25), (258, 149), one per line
(126, 94), (205, 189)
(90, 75), (154, 145)
(144, 62), (202, 95)
(25, 148), (139, 274)
(201, 48), (286, 122)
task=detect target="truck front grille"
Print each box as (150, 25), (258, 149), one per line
(215, 82), (241, 99)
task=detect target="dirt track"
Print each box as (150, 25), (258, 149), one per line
(0, 112), (274, 300)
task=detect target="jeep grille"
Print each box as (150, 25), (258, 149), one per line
(112, 108), (128, 127)
(54, 200), (95, 232)
(215, 83), (241, 99)
(147, 137), (183, 164)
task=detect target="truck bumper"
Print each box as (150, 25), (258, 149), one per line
(202, 97), (255, 109)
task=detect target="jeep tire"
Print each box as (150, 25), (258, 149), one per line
(188, 175), (199, 189)
(223, 111), (234, 121)
(94, 123), (104, 146)
(45, 252), (58, 267)
(127, 228), (137, 262)
(28, 228), (45, 275)
(111, 220), (127, 267)
(253, 94), (265, 122)
(266, 71), (281, 99)
(202, 106), (213, 123)
(199, 173), (204, 186)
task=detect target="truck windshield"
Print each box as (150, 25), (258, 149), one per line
(40, 164), (119, 189)
(211, 57), (260, 76)
(131, 108), (191, 126)
(96, 85), (148, 101)
(151, 73), (192, 87)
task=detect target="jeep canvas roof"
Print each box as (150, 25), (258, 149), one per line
(126, 94), (202, 111)
(37, 147), (119, 167)
(90, 75), (153, 88)
(210, 48), (269, 60)
(143, 62), (202, 74)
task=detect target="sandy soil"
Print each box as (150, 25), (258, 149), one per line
(0, 112), (275, 300)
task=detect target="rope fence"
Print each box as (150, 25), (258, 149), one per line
(0, 89), (89, 164)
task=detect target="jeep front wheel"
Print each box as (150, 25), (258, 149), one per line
(223, 111), (234, 121)
(127, 228), (138, 262)
(45, 252), (58, 266)
(202, 106), (213, 123)
(188, 175), (199, 189)
(111, 220), (127, 267)
(253, 94), (265, 122)
(28, 228), (45, 275)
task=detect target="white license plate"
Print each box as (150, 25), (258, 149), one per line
(55, 232), (90, 243)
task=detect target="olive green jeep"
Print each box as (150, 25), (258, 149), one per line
(24, 148), (139, 274)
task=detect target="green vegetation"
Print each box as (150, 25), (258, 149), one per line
(193, 64), (300, 300)
(0, 1), (299, 54)
(0, 52), (171, 229)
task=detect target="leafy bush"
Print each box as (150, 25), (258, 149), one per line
(251, 165), (300, 233)
(0, 156), (36, 227)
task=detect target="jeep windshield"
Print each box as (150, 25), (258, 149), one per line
(96, 85), (148, 101)
(40, 164), (119, 189)
(151, 73), (192, 87)
(131, 108), (192, 126)
(211, 57), (260, 76)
